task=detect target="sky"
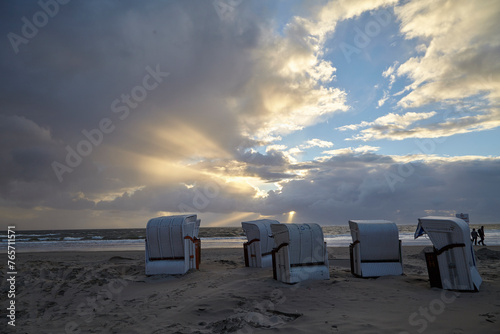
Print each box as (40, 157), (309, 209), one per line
(1, 0), (499, 230)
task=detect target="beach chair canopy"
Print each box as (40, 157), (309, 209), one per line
(415, 216), (482, 291)
(415, 216), (471, 247)
(349, 220), (400, 261)
(241, 219), (280, 255)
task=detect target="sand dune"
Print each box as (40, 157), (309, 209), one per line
(5, 246), (499, 333)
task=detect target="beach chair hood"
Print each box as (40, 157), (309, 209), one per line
(242, 219), (280, 255)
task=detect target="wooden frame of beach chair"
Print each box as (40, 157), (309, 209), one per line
(271, 223), (329, 284)
(145, 214), (201, 275)
(241, 219), (281, 268)
(348, 220), (403, 278)
(415, 216), (482, 291)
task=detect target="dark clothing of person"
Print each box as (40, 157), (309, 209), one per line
(471, 229), (478, 245)
(478, 227), (486, 246)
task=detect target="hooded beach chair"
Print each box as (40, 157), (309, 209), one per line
(241, 219), (281, 268)
(271, 223), (329, 283)
(145, 214), (201, 275)
(348, 220), (403, 278)
(415, 216), (482, 291)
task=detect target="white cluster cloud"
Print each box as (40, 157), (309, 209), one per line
(339, 0), (500, 142)
(337, 111), (437, 140)
(394, 0), (500, 106)
(300, 139), (334, 149)
(393, 0), (500, 132)
(234, 22), (349, 140)
(322, 145), (380, 157)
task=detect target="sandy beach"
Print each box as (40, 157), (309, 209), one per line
(4, 246), (500, 333)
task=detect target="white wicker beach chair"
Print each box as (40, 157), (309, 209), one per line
(145, 214), (201, 275)
(348, 220), (403, 278)
(415, 216), (482, 291)
(271, 223), (329, 283)
(241, 219), (281, 268)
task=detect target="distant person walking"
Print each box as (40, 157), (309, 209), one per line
(478, 226), (486, 246)
(471, 228), (478, 245)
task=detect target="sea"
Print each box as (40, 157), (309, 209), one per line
(1, 224), (499, 253)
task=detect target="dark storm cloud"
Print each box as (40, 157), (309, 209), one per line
(1, 1), (265, 201)
(1, 0), (261, 138)
(257, 154), (500, 225)
(237, 149), (288, 166)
